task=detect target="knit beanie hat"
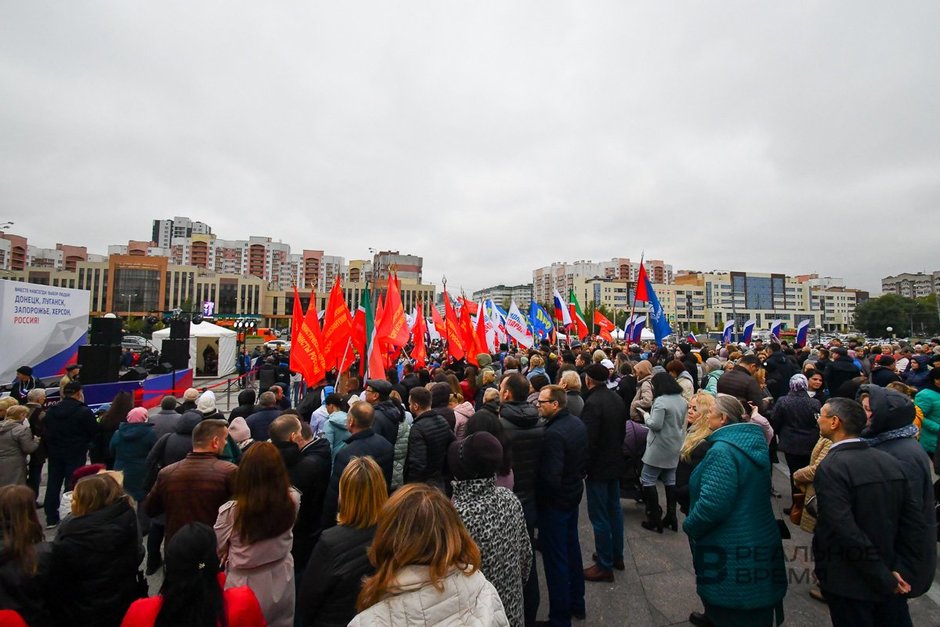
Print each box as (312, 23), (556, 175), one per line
(228, 417), (251, 444)
(182, 388), (200, 402)
(197, 391), (217, 414)
(127, 407), (149, 423)
(448, 432), (503, 481)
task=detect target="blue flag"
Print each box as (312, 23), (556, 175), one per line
(529, 301), (554, 340)
(643, 276), (672, 346)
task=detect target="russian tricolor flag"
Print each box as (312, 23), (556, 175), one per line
(687, 331), (698, 343)
(770, 319), (784, 339)
(741, 319), (756, 345)
(795, 319), (811, 347)
(722, 319), (735, 345)
(553, 289), (572, 327)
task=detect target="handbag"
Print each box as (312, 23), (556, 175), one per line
(805, 494), (818, 518)
(789, 493), (805, 525)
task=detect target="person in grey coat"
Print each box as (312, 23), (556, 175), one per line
(148, 395), (182, 439)
(639, 372), (688, 533)
(0, 405), (39, 486)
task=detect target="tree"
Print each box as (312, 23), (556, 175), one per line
(853, 293), (940, 337)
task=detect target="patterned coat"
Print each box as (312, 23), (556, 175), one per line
(683, 422), (787, 610)
(792, 437), (832, 532)
(451, 477), (531, 627)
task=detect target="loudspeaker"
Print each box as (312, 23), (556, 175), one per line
(160, 339), (190, 370)
(119, 366), (149, 381)
(90, 317), (122, 346)
(78, 345), (121, 384)
(169, 319), (190, 340)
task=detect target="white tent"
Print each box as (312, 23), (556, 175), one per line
(611, 327), (656, 341)
(151, 321), (238, 377)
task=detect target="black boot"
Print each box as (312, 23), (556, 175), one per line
(662, 485), (678, 531)
(640, 486), (663, 533)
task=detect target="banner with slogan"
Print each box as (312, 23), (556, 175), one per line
(0, 279), (90, 383)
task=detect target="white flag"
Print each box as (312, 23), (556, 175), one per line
(505, 301), (534, 348)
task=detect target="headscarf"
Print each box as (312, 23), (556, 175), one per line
(127, 407), (149, 423)
(633, 360), (653, 380)
(197, 391), (217, 414)
(789, 373), (808, 392)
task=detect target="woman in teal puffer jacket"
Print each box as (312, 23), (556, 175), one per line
(683, 394), (786, 627)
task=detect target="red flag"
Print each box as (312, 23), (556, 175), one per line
(458, 302), (479, 366)
(289, 287), (310, 381)
(321, 276), (353, 370)
(376, 274), (410, 349)
(412, 300), (427, 369)
(459, 298), (479, 316)
(431, 304), (446, 336)
(443, 291), (465, 361)
(593, 310), (616, 342)
(292, 290), (327, 385)
(475, 305), (490, 355)
(635, 263), (650, 302)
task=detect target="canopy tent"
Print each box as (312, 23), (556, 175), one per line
(611, 327), (656, 342)
(151, 321), (238, 377)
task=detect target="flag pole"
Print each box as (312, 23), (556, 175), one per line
(442, 275), (448, 364)
(626, 252), (645, 344)
(336, 337), (352, 393)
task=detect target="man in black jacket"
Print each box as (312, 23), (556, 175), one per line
(245, 391), (282, 441)
(42, 382), (97, 527)
(813, 397), (925, 626)
(764, 344), (797, 400)
(321, 402), (393, 529)
(857, 385), (937, 598)
(535, 384), (587, 626)
(581, 364), (627, 582)
(404, 386), (454, 492)
(716, 355), (767, 411)
(270, 414), (331, 572)
(498, 372), (545, 626)
(365, 379), (403, 445)
(824, 347), (862, 398)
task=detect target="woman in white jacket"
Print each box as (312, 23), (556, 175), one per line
(350, 483), (509, 627)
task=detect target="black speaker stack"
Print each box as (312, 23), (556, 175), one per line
(160, 318), (190, 370)
(79, 318), (122, 384)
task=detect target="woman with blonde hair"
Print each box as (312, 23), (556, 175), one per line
(215, 441), (300, 627)
(350, 484), (509, 626)
(675, 392), (715, 515)
(0, 405), (39, 487)
(0, 484), (52, 626)
(299, 456), (389, 627)
(51, 473), (142, 627)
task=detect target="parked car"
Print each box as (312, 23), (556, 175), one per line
(264, 339), (291, 351)
(121, 335), (152, 351)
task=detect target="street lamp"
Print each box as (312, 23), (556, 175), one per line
(120, 292), (138, 320)
(887, 326), (894, 340)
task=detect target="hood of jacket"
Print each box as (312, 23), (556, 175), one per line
(707, 422), (770, 470)
(453, 401), (474, 420)
(859, 384), (915, 436)
(274, 439), (302, 468)
(236, 389), (256, 406)
(328, 410), (349, 429)
(175, 410), (202, 435)
(117, 421), (153, 441)
(0, 419), (25, 436)
(499, 400), (540, 427)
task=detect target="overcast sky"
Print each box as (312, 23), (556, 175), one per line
(2, 2), (938, 296)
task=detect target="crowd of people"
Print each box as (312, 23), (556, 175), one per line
(0, 334), (939, 626)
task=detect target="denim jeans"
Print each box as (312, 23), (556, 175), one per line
(640, 463), (677, 487)
(538, 505), (585, 626)
(585, 479), (624, 571)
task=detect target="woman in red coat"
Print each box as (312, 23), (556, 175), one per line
(121, 522), (265, 627)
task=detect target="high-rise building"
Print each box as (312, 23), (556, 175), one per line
(472, 284), (533, 308)
(151, 216), (213, 249)
(882, 272), (940, 298)
(532, 258), (674, 304)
